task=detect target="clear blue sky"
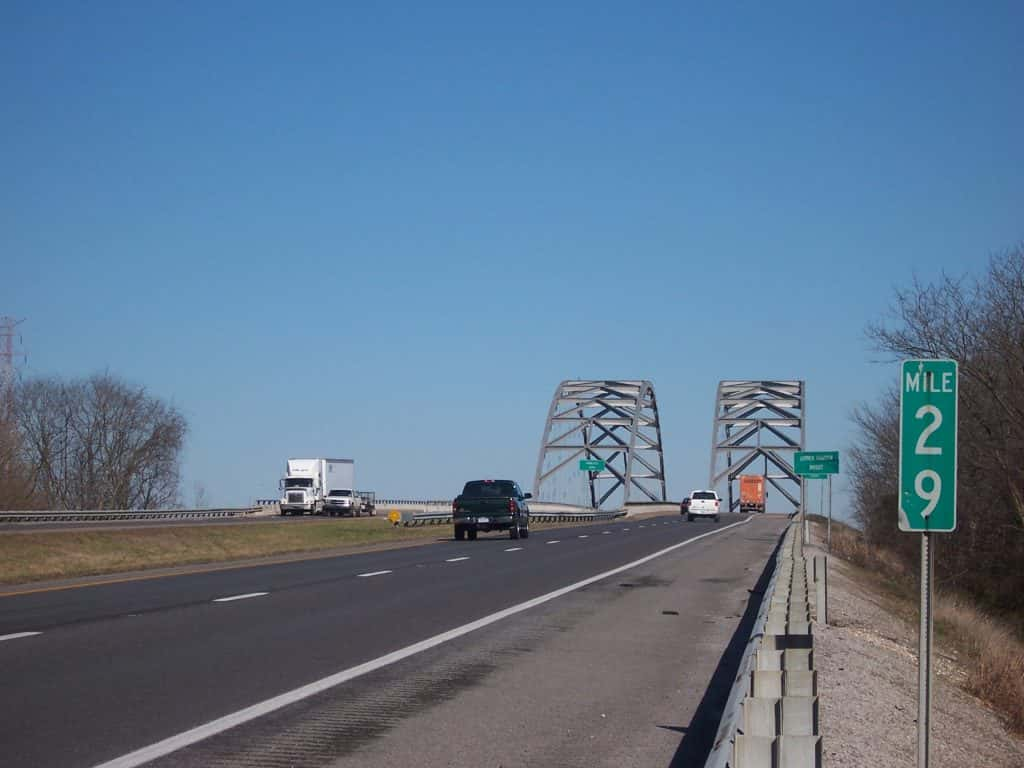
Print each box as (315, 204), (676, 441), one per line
(4, 2), (1021, 516)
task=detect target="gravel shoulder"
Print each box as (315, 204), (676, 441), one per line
(809, 524), (1024, 767)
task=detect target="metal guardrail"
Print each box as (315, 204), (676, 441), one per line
(705, 520), (822, 768)
(389, 505), (625, 527)
(0, 507), (259, 524)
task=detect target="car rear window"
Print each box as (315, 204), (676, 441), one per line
(692, 491), (717, 500)
(461, 481), (517, 497)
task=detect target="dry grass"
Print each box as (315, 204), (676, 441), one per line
(936, 595), (1024, 733)
(817, 517), (1024, 735)
(0, 514), (627, 586)
(0, 518), (446, 585)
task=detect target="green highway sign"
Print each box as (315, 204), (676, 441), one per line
(579, 459), (605, 472)
(899, 359), (958, 532)
(794, 451), (839, 476)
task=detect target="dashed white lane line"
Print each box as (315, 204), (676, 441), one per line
(93, 516), (754, 768)
(546, 540), (560, 544)
(0, 631), (41, 642)
(445, 557), (470, 563)
(577, 534), (589, 539)
(639, 525), (646, 528)
(602, 530), (612, 535)
(504, 547), (523, 552)
(212, 593), (268, 603)
(356, 570), (393, 578)
(623, 528), (631, 531)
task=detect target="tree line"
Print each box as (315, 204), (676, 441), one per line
(0, 374), (186, 511)
(849, 245), (1024, 617)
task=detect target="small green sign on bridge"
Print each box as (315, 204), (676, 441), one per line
(579, 459), (605, 472)
(794, 451), (839, 476)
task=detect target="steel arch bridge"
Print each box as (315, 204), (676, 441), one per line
(533, 380), (667, 509)
(708, 379), (806, 513)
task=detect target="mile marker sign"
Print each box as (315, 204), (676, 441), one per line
(899, 360), (958, 532)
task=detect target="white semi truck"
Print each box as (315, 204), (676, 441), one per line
(279, 458), (357, 516)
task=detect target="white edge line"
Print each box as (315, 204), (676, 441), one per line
(212, 592), (268, 603)
(546, 540), (560, 544)
(0, 631), (41, 642)
(444, 557), (470, 563)
(504, 547), (522, 552)
(356, 570), (392, 578)
(577, 535), (589, 538)
(92, 516), (753, 768)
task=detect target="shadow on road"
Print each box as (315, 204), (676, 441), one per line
(667, 529), (783, 767)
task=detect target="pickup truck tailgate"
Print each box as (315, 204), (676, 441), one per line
(455, 497), (510, 517)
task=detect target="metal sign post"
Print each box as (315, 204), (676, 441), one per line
(794, 453), (839, 553)
(918, 531), (934, 768)
(898, 359), (958, 768)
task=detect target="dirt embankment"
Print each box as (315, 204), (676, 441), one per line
(811, 522), (1024, 767)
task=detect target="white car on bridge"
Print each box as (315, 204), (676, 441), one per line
(686, 489), (721, 522)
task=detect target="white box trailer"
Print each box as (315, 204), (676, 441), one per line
(279, 458), (357, 516)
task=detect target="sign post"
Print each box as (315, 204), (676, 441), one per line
(898, 359), (958, 768)
(794, 451), (839, 552)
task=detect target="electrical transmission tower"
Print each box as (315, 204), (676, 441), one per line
(0, 317), (25, 416)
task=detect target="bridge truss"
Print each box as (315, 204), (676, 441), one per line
(534, 380), (667, 509)
(709, 380), (806, 513)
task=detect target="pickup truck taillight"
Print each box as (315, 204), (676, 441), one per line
(508, 497), (515, 515)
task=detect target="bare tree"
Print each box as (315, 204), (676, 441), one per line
(0, 412), (39, 510)
(15, 373), (187, 510)
(856, 245), (1024, 615)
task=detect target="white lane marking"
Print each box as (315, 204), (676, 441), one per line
(93, 517), (754, 768)
(546, 540), (560, 544)
(0, 631), (41, 642)
(504, 547), (523, 552)
(639, 525), (646, 528)
(577, 535), (589, 539)
(356, 570), (392, 578)
(212, 593), (268, 603)
(445, 557), (470, 563)
(623, 528), (631, 532)
(602, 530), (612, 535)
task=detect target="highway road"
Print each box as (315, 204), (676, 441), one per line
(0, 513), (788, 767)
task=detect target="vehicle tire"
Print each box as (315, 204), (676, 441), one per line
(510, 521), (520, 540)
(454, 526), (465, 541)
(687, 514), (693, 522)
(521, 523), (530, 539)
(714, 515), (720, 522)
(468, 529), (478, 541)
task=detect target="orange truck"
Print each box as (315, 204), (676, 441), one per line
(739, 475), (765, 513)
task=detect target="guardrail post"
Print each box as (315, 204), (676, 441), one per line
(813, 554), (828, 626)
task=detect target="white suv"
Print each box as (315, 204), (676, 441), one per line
(686, 489), (721, 522)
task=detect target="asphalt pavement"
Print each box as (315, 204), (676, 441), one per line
(0, 513), (788, 767)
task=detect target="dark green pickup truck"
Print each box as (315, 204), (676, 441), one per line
(452, 480), (532, 541)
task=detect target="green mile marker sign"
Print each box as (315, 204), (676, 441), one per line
(899, 359), (958, 532)
(579, 459), (605, 472)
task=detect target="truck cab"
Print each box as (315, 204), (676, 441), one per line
(280, 470), (320, 516)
